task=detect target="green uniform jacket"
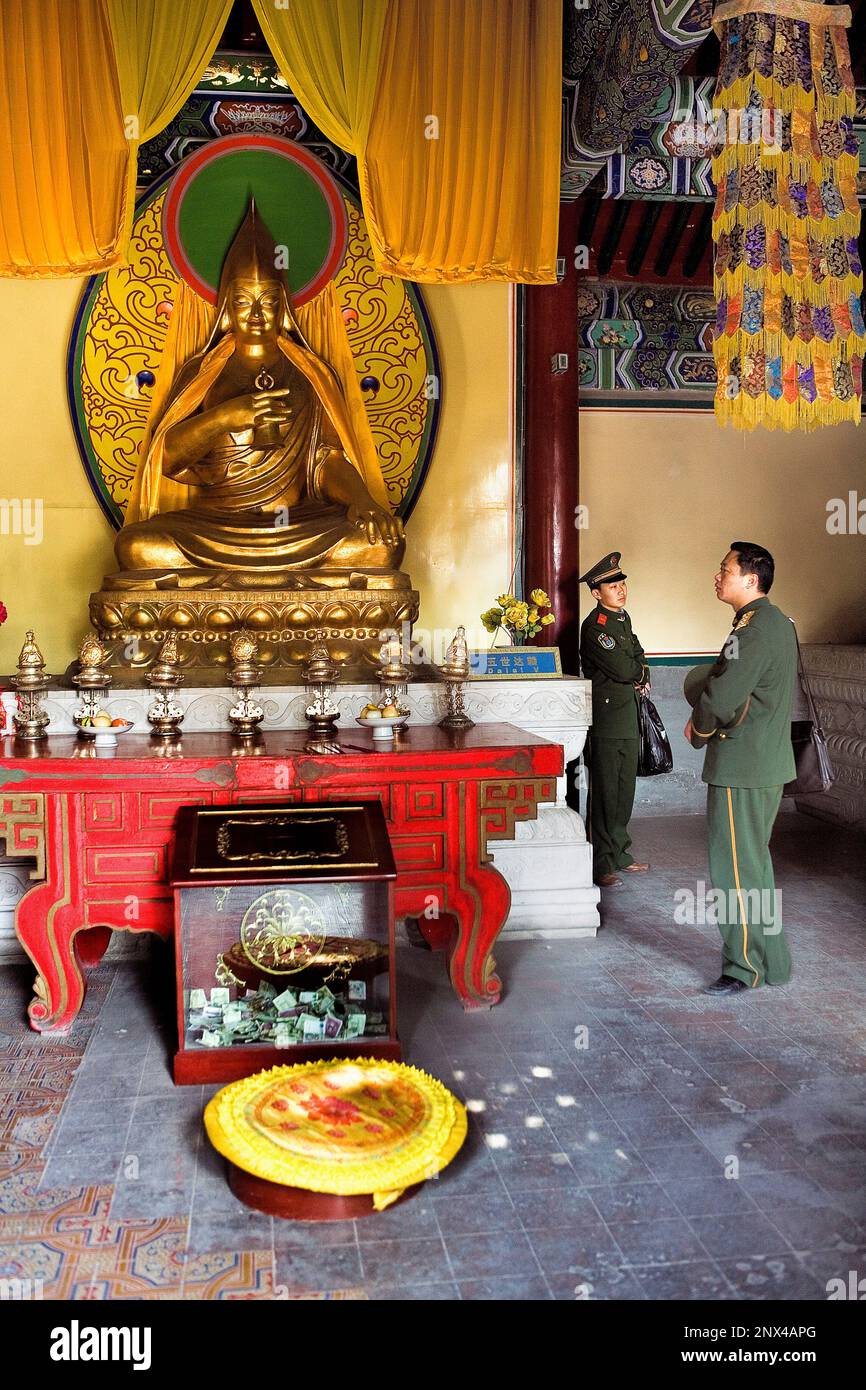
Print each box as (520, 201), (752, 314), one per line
(580, 603), (649, 739)
(684, 596), (796, 788)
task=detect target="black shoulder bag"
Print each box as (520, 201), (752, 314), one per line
(783, 622), (834, 797)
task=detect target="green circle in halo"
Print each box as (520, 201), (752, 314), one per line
(172, 149), (340, 301)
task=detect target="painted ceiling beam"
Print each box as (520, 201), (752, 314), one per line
(562, 0), (714, 199)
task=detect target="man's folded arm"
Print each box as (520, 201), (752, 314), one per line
(691, 626), (767, 739)
(583, 638), (645, 684)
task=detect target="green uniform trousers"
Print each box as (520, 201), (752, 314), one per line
(707, 784), (792, 988)
(588, 736), (638, 876)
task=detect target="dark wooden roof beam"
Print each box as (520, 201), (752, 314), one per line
(653, 203), (692, 278)
(595, 199), (631, 277)
(626, 202), (665, 278)
(682, 205), (714, 280)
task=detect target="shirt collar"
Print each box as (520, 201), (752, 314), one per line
(734, 595), (768, 620)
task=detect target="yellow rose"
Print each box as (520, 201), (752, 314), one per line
(528, 607), (539, 624)
(530, 588), (550, 607)
(497, 593), (516, 608)
(506, 603), (529, 627)
(541, 613), (555, 625)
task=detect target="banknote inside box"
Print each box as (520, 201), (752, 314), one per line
(171, 801), (397, 1076)
(178, 880), (391, 1050)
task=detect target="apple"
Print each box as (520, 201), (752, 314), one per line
(365, 708), (382, 720)
(93, 714), (112, 728)
(381, 704), (400, 718)
(110, 718), (126, 727)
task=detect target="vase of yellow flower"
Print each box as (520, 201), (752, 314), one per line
(481, 588), (555, 646)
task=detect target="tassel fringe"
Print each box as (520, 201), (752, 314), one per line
(711, 15), (864, 432)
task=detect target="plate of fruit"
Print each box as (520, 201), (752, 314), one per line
(74, 712), (134, 746)
(356, 702), (409, 740)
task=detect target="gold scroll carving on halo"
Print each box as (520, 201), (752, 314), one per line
(78, 192), (431, 521)
(0, 794), (47, 881)
(334, 202), (431, 511)
(80, 194), (176, 516)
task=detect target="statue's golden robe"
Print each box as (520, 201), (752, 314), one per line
(119, 329), (392, 575)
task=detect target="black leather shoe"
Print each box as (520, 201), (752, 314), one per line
(703, 975), (749, 996)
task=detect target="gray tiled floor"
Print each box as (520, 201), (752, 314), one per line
(22, 811), (866, 1299)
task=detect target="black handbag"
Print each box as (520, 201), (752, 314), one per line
(783, 623), (834, 797)
(637, 693), (673, 777)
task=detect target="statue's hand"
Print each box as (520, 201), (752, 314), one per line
(215, 389), (294, 432)
(347, 502), (404, 547)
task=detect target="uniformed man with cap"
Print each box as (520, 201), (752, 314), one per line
(579, 552), (650, 888)
(684, 541), (796, 995)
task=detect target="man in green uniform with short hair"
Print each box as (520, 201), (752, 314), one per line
(579, 552), (651, 888)
(684, 541), (796, 995)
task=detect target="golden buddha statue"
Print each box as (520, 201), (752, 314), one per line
(90, 202), (418, 674)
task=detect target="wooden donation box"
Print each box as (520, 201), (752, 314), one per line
(171, 800), (398, 1084)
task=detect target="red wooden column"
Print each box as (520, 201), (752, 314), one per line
(522, 201), (580, 674)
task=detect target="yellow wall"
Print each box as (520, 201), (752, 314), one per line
(0, 280), (114, 675)
(405, 282), (515, 653)
(0, 279), (514, 673)
(579, 408), (866, 652)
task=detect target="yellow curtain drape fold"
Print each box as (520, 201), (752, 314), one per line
(251, 0), (387, 155)
(254, 0), (561, 283)
(0, 0), (230, 277)
(362, 0), (562, 282)
(0, 0), (130, 277)
(105, 0), (233, 145)
(105, 0), (233, 260)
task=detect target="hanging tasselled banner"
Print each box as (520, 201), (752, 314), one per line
(711, 0), (864, 430)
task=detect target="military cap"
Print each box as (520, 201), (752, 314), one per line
(579, 552), (627, 589)
(683, 664), (711, 709)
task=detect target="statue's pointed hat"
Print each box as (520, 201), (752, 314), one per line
(205, 197), (310, 349)
(218, 198), (279, 294)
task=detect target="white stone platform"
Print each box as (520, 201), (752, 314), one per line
(0, 677), (599, 960)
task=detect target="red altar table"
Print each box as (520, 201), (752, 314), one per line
(0, 723), (561, 1033)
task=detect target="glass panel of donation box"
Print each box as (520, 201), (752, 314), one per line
(170, 799), (399, 1083)
(178, 880), (391, 1051)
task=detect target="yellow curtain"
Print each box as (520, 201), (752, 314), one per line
(251, 0), (387, 155)
(362, 0), (562, 282)
(0, 0), (230, 277)
(105, 0), (233, 144)
(254, 0), (562, 283)
(105, 0), (233, 259)
(0, 0), (130, 277)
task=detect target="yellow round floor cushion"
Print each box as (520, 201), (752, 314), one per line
(204, 1058), (468, 1211)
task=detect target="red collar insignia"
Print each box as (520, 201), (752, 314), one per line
(597, 613), (607, 625)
